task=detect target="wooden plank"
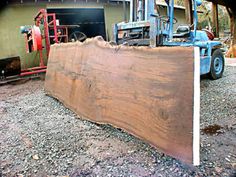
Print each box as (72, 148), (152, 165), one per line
(44, 37), (200, 165)
(193, 47), (200, 166)
(227, 6), (236, 57)
(212, 2), (219, 37)
(184, 0), (193, 26)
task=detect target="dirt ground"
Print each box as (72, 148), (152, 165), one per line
(0, 66), (236, 177)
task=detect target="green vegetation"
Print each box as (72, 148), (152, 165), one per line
(174, 0), (230, 34)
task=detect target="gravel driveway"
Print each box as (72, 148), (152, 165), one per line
(0, 66), (236, 177)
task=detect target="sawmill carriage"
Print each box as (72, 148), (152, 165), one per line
(0, 8), (86, 83)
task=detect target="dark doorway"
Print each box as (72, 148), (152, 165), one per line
(47, 8), (106, 41)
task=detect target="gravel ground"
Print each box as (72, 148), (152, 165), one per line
(0, 66), (236, 177)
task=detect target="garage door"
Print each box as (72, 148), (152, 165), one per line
(47, 8), (106, 41)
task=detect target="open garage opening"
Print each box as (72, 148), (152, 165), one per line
(47, 8), (106, 42)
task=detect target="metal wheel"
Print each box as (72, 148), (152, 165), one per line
(209, 49), (224, 80)
(213, 57), (223, 75)
(69, 31), (87, 42)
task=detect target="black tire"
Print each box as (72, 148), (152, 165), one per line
(209, 49), (224, 80)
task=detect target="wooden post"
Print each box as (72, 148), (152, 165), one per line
(230, 11), (236, 46)
(226, 7), (236, 57)
(184, 0), (193, 26)
(212, 3), (219, 37)
(233, 17), (236, 57)
(233, 16), (236, 46)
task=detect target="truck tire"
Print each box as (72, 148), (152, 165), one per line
(209, 49), (224, 80)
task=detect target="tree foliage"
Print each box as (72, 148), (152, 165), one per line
(174, 0), (230, 33)
(198, 2), (230, 33)
(156, 0), (230, 33)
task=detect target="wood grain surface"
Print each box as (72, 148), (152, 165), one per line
(45, 37), (199, 165)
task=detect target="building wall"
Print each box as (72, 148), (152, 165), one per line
(104, 4), (129, 41)
(159, 7), (187, 30)
(0, 4), (46, 68)
(0, 3), (187, 68)
(0, 3), (125, 68)
(46, 3), (126, 41)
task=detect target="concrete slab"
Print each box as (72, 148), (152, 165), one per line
(225, 58), (236, 67)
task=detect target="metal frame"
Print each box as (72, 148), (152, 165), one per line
(113, 0), (157, 47)
(21, 9), (70, 77)
(113, 0), (223, 76)
(20, 9), (58, 77)
(34, 9), (60, 57)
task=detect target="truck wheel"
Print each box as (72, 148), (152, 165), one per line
(209, 49), (224, 80)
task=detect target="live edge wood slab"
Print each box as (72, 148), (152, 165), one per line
(45, 37), (200, 165)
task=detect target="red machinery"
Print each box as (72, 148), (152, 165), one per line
(33, 9), (70, 56)
(0, 9), (54, 83)
(21, 25), (47, 76)
(21, 9), (68, 76)
(1, 9), (86, 84)
(21, 9), (80, 77)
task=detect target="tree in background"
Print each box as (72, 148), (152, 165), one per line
(174, 0), (230, 35)
(218, 6), (230, 33)
(199, 3), (229, 35)
(198, 1), (212, 30)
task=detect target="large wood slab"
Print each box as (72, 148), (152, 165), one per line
(45, 37), (200, 165)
